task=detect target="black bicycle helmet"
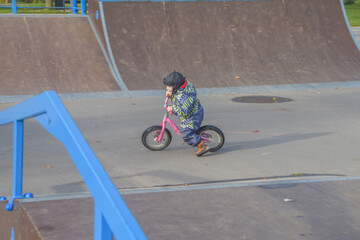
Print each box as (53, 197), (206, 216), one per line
(163, 71), (185, 94)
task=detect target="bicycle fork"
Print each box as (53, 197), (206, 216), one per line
(156, 114), (182, 142)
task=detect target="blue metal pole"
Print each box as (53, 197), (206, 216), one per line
(0, 91), (148, 237)
(81, 0), (86, 15)
(72, 0), (77, 14)
(94, 204), (113, 240)
(12, 120), (24, 199)
(12, 0), (17, 14)
(11, 227), (15, 240)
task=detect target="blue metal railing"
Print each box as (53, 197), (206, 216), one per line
(0, 91), (147, 240)
(0, 0), (86, 14)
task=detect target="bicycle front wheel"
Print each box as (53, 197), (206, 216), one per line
(196, 125), (225, 152)
(142, 126), (172, 151)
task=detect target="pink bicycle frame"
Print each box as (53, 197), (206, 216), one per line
(155, 96), (210, 143)
(156, 96), (182, 142)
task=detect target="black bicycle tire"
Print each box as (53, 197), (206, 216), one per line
(142, 126), (172, 151)
(196, 125), (225, 152)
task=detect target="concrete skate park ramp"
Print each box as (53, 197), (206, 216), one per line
(2, 179), (360, 239)
(91, 0), (360, 91)
(0, 16), (121, 96)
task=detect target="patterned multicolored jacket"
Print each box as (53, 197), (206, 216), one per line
(170, 80), (204, 130)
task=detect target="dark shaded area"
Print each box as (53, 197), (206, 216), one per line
(2, 180), (360, 240)
(0, 16), (120, 95)
(232, 96), (294, 103)
(0, 201), (41, 240)
(98, 0), (360, 91)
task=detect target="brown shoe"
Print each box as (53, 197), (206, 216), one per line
(196, 141), (210, 157)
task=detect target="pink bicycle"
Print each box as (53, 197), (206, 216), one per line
(142, 96), (225, 151)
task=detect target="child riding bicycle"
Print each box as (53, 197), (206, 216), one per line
(163, 71), (210, 157)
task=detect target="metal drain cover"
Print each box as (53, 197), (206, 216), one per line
(232, 96), (293, 103)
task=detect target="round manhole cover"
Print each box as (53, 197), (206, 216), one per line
(232, 96), (293, 103)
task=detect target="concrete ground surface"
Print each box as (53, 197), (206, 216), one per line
(12, 179), (360, 240)
(0, 87), (359, 196)
(1, 87), (360, 239)
(352, 27), (360, 44)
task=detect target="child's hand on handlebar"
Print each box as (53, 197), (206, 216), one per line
(166, 90), (172, 97)
(167, 106), (173, 115)
(165, 86), (173, 97)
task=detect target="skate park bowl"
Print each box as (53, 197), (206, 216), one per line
(1, 0), (360, 239)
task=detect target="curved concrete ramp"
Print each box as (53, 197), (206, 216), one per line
(0, 16), (121, 96)
(2, 179), (360, 239)
(98, 0), (360, 91)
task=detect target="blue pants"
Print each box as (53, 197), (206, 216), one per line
(179, 109), (204, 147)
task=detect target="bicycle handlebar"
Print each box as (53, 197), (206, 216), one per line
(164, 96), (173, 115)
(164, 96), (170, 106)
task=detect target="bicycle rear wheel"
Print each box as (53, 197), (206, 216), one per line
(142, 126), (172, 151)
(196, 125), (225, 152)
